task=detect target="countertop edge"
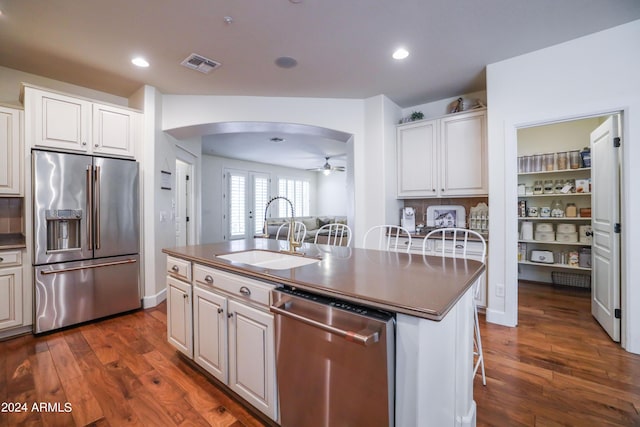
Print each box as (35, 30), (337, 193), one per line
(162, 246), (485, 321)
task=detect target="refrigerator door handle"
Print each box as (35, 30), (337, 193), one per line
(95, 165), (101, 250)
(39, 258), (138, 275)
(86, 165), (93, 250)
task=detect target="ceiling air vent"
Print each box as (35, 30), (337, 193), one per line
(180, 53), (221, 74)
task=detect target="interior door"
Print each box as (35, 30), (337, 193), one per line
(590, 115), (621, 342)
(175, 159), (191, 246)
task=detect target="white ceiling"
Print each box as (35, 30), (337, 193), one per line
(2, 0), (639, 169)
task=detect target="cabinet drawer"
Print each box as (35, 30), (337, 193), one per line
(0, 250), (22, 268)
(194, 264), (273, 307)
(167, 256), (191, 282)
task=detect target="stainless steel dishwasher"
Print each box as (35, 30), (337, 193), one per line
(271, 287), (395, 427)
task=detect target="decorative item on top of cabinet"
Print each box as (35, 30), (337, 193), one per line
(396, 109), (487, 198)
(21, 85), (140, 159)
(0, 105), (23, 196)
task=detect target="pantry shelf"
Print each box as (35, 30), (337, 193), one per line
(518, 260), (591, 271)
(518, 239), (591, 247)
(517, 217), (591, 221)
(517, 167), (591, 176)
(518, 193), (591, 198)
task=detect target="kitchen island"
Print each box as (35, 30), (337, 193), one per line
(163, 238), (485, 427)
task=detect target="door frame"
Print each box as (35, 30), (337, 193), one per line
(175, 147), (197, 246)
(504, 108), (627, 347)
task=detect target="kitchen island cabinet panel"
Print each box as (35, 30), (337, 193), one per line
(194, 284), (228, 382)
(167, 275), (193, 358)
(228, 299), (276, 419)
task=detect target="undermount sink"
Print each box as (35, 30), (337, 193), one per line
(217, 250), (321, 270)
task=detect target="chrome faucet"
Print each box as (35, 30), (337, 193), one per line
(262, 196), (302, 254)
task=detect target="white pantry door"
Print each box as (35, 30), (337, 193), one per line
(590, 115), (621, 342)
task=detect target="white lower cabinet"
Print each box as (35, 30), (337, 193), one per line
(166, 256), (279, 421)
(193, 284), (227, 381)
(0, 250), (24, 332)
(228, 299), (275, 418)
(167, 275), (193, 358)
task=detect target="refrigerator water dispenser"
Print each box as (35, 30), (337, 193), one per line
(46, 209), (82, 252)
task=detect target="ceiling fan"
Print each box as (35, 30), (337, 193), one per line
(307, 157), (345, 175)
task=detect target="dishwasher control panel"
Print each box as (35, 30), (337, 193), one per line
(277, 286), (393, 321)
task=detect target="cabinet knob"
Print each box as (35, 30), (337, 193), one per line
(239, 286), (251, 296)
(204, 275), (214, 284)
(82, 141), (87, 146)
(441, 188), (445, 192)
(432, 189), (436, 192)
(171, 265), (179, 272)
(183, 293), (188, 300)
(217, 307), (224, 314)
(94, 143), (99, 148)
(0, 257), (3, 262)
(227, 313), (234, 318)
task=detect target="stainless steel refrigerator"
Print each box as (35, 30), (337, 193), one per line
(32, 150), (141, 333)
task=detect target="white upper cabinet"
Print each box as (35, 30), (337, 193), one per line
(397, 109), (487, 198)
(0, 105), (23, 195)
(23, 85), (139, 159)
(397, 119), (438, 197)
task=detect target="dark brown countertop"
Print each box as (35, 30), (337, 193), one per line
(0, 233), (27, 249)
(163, 239), (485, 321)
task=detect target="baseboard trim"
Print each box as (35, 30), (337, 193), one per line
(485, 308), (516, 327)
(142, 287), (166, 308)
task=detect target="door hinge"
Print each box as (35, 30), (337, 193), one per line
(613, 137), (621, 148)
(186, 175), (190, 181)
(186, 216), (190, 222)
(614, 223), (621, 233)
(615, 308), (622, 319)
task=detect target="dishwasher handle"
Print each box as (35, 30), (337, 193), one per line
(271, 299), (379, 346)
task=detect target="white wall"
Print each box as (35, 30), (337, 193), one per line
(0, 65), (128, 107)
(162, 95), (386, 245)
(200, 155), (320, 244)
(317, 171), (348, 217)
(486, 19), (640, 354)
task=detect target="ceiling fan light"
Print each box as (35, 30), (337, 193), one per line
(323, 168), (331, 176)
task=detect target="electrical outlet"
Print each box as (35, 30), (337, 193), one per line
(496, 283), (505, 297)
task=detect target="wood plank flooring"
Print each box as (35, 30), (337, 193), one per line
(0, 304), (266, 427)
(475, 281), (640, 426)
(1, 281), (639, 426)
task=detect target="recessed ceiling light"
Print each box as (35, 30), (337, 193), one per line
(131, 57), (149, 67)
(270, 137), (286, 143)
(275, 56), (298, 69)
(392, 48), (409, 60)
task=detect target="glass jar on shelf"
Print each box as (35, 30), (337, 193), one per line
(569, 150), (581, 169)
(533, 154), (543, 172)
(544, 153), (555, 171)
(543, 179), (554, 194)
(554, 179), (564, 193)
(551, 199), (565, 218)
(533, 180), (543, 195)
(557, 152), (568, 170)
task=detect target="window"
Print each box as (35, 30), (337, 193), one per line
(226, 170), (270, 240)
(278, 178), (310, 217)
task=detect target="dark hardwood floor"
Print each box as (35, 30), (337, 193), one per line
(1, 281), (639, 426)
(475, 281), (640, 426)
